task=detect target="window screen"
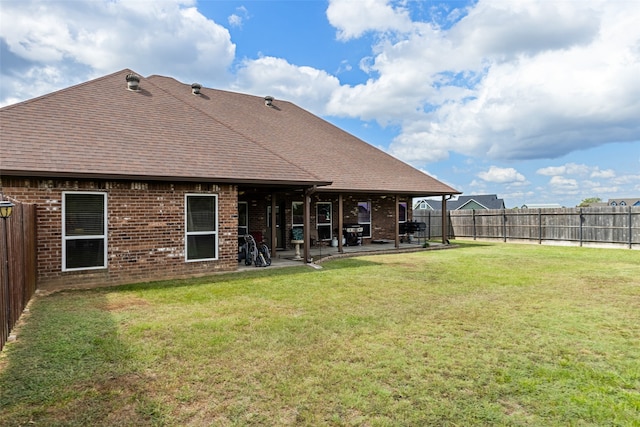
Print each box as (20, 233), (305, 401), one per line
(63, 192), (107, 270)
(186, 195), (218, 261)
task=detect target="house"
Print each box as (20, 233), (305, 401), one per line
(608, 199), (640, 207)
(413, 198), (441, 211)
(0, 69), (460, 290)
(414, 194), (505, 211)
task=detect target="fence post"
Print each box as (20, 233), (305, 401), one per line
(538, 209), (542, 244)
(472, 209), (476, 240)
(502, 209), (507, 242)
(629, 206), (633, 249)
(579, 208), (583, 247)
(428, 211), (431, 240)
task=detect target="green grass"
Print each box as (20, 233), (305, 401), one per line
(1, 241), (639, 426)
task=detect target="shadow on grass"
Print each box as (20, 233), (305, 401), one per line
(0, 291), (168, 426)
(319, 258), (382, 270)
(115, 264), (317, 293)
(447, 239), (494, 249)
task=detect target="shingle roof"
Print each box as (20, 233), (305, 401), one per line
(455, 194), (505, 210)
(415, 194), (505, 210)
(1, 69), (459, 196)
(0, 70), (325, 187)
(607, 199), (640, 207)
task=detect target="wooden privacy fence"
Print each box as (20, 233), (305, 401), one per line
(415, 206), (640, 249)
(1, 201), (37, 351)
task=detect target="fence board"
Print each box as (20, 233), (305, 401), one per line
(1, 202), (37, 350)
(415, 206), (639, 249)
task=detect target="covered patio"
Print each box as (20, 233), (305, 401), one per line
(237, 239), (451, 271)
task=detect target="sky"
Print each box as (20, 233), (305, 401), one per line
(1, 0), (639, 208)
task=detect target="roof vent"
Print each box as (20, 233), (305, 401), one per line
(264, 96), (274, 107)
(191, 83), (202, 95)
(126, 73), (140, 91)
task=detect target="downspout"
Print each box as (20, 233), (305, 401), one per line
(395, 195), (400, 249)
(442, 194), (454, 244)
(271, 194), (277, 257)
(338, 194), (344, 253)
(304, 186), (317, 263)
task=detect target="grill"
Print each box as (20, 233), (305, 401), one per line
(400, 221), (427, 243)
(399, 221), (426, 234)
(343, 224), (363, 246)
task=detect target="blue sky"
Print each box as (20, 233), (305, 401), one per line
(1, 0), (639, 208)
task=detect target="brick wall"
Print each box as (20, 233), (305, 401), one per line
(1, 177), (238, 290)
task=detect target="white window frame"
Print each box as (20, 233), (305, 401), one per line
(316, 202), (332, 241)
(291, 201), (304, 241)
(62, 191), (108, 272)
(238, 201), (248, 237)
(358, 200), (372, 238)
(185, 194), (218, 262)
(399, 202), (408, 223)
(292, 201), (304, 228)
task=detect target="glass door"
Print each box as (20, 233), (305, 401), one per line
(267, 202), (286, 249)
(316, 202), (332, 241)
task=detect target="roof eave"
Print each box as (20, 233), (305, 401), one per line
(316, 187), (461, 196)
(0, 170), (331, 188)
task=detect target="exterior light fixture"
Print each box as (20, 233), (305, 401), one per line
(0, 201), (14, 219)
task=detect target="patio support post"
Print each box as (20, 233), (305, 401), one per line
(338, 194), (344, 253)
(442, 195), (449, 244)
(395, 194), (400, 249)
(270, 193), (277, 257)
(303, 186), (316, 263)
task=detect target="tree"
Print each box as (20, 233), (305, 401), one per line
(578, 197), (602, 207)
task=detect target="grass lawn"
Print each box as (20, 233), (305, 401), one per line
(1, 241), (639, 426)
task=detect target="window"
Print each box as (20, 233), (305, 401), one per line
(238, 201), (248, 236)
(63, 192), (107, 271)
(399, 202), (408, 223)
(291, 201), (304, 240)
(292, 201), (304, 227)
(620, 201), (627, 206)
(358, 201), (371, 238)
(316, 202), (332, 240)
(185, 194), (218, 261)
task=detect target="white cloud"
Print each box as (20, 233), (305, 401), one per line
(590, 185), (619, 195)
(536, 163), (591, 176)
(590, 168), (616, 179)
(326, 0), (413, 40)
(0, 0), (235, 106)
(231, 56), (341, 114)
(611, 174), (640, 186)
(549, 176), (579, 192)
(477, 166), (526, 183)
(320, 0), (640, 165)
(468, 179), (487, 190)
(1, 0), (638, 210)
(228, 6), (248, 28)
(228, 14), (243, 28)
